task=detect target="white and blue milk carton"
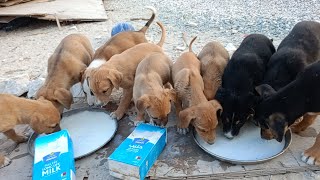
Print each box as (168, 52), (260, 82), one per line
(33, 130), (75, 180)
(108, 123), (167, 180)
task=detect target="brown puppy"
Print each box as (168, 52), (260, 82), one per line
(172, 37), (222, 144)
(133, 52), (175, 127)
(198, 41), (229, 100)
(89, 22), (166, 120)
(82, 6), (157, 106)
(36, 34), (94, 113)
(0, 94), (61, 169)
(93, 6), (157, 61)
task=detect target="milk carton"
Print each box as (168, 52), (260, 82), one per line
(108, 123), (167, 180)
(33, 130), (75, 180)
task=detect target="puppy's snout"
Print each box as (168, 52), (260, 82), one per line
(260, 128), (274, 140)
(206, 139), (215, 145)
(53, 124), (61, 133)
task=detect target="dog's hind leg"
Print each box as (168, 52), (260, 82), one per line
(291, 114), (317, 133)
(3, 129), (28, 143)
(110, 87), (133, 120)
(301, 132), (320, 166)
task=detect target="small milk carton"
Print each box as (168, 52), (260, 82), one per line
(108, 123), (167, 180)
(33, 130), (75, 180)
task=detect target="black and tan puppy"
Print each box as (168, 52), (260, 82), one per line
(255, 61), (320, 166)
(257, 21), (320, 133)
(215, 34), (275, 139)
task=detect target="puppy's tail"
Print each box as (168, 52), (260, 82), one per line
(139, 6), (157, 33)
(188, 36), (197, 53)
(156, 22), (166, 47)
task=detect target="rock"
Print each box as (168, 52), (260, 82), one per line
(70, 82), (85, 98)
(0, 74), (30, 96)
(27, 78), (45, 98)
(186, 21), (198, 27)
(225, 43), (237, 56)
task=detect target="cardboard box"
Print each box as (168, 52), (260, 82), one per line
(108, 123), (167, 180)
(33, 130), (75, 180)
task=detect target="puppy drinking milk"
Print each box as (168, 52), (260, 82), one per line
(36, 34), (94, 113)
(0, 94), (61, 169)
(257, 21), (320, 134)
(89, 22), (166, 120)
(172, 37), (222, 144)
(133, 52), (175, 127)
(82, 6), (157, 106)
(198, 41), (230, 100)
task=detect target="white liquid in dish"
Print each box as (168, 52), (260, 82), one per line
(60, 110), (117, 158)
(195, 123), (286, 161)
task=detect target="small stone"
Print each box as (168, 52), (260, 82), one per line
(186, 22), (198, 27)
(27, 78), (45, 98)
(0, 74), (30, 96)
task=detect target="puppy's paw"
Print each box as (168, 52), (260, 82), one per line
(301, 147), (320, 166)
(15, 134), (29, 143)
(110, 111), (125, 121)
(0, 156), (11, 169)
(177, 127), (189, 135)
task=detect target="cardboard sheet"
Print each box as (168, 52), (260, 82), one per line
(0, 0), (108, 22)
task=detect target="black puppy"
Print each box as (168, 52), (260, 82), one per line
(257, 21), (320, 133)
(255, 61), (320, 165)
(215, 34), (275, 138)
(262, 21), (320, 90)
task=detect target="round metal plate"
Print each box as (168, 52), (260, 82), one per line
(27, 107), (117, 159)
(193, 123), (292, 165)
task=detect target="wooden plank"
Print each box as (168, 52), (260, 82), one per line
(0, 0), (33, 7)
(0, 0), (107, 21)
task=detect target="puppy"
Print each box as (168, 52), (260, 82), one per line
(257, 21), (320, 133)
(89, 22), (166, 120)
(198, 41), (230, 100)
(215, 34), (275, 139)
(0, 94), (61, 168)
(82, 6), (157, 106)
(133, 52), (175, 126)
(254, 61), (320, 166)
(36, 34), (94, 113)
(93, 6), (156, 61)
(172, 37), (222, 144)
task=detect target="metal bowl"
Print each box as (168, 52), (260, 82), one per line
(27, 107), (117, 159)
(193, 124), (292, 165)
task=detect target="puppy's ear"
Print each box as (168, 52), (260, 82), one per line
(54, 88), (73, 109)
(179, 107), (195, 127)
(268, 113), (288, 142)
(108, 69), (123, 90)
(255, 84), (276, 99)
(166, 89), (177, 103)
(209, 100), (223, 117)
(136, 95), (150, 112)
(80, 68), (87, 83)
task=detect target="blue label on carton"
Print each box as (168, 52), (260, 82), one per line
(108, 123), (167, 180)
(33, 130), (75, 180)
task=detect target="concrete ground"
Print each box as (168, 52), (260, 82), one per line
(0, 101), (320, 180)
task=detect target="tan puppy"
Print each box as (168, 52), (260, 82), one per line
(133, 52), (175, 127)
(82, 6), (157, 106)
(93, 6), (157, 61)
(89, 22), (166, 120)
(0, 94), (61, 169)
(36, 34), (94, 113)
(198, 41), (229, 100)
(172, 37), (222, 144)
